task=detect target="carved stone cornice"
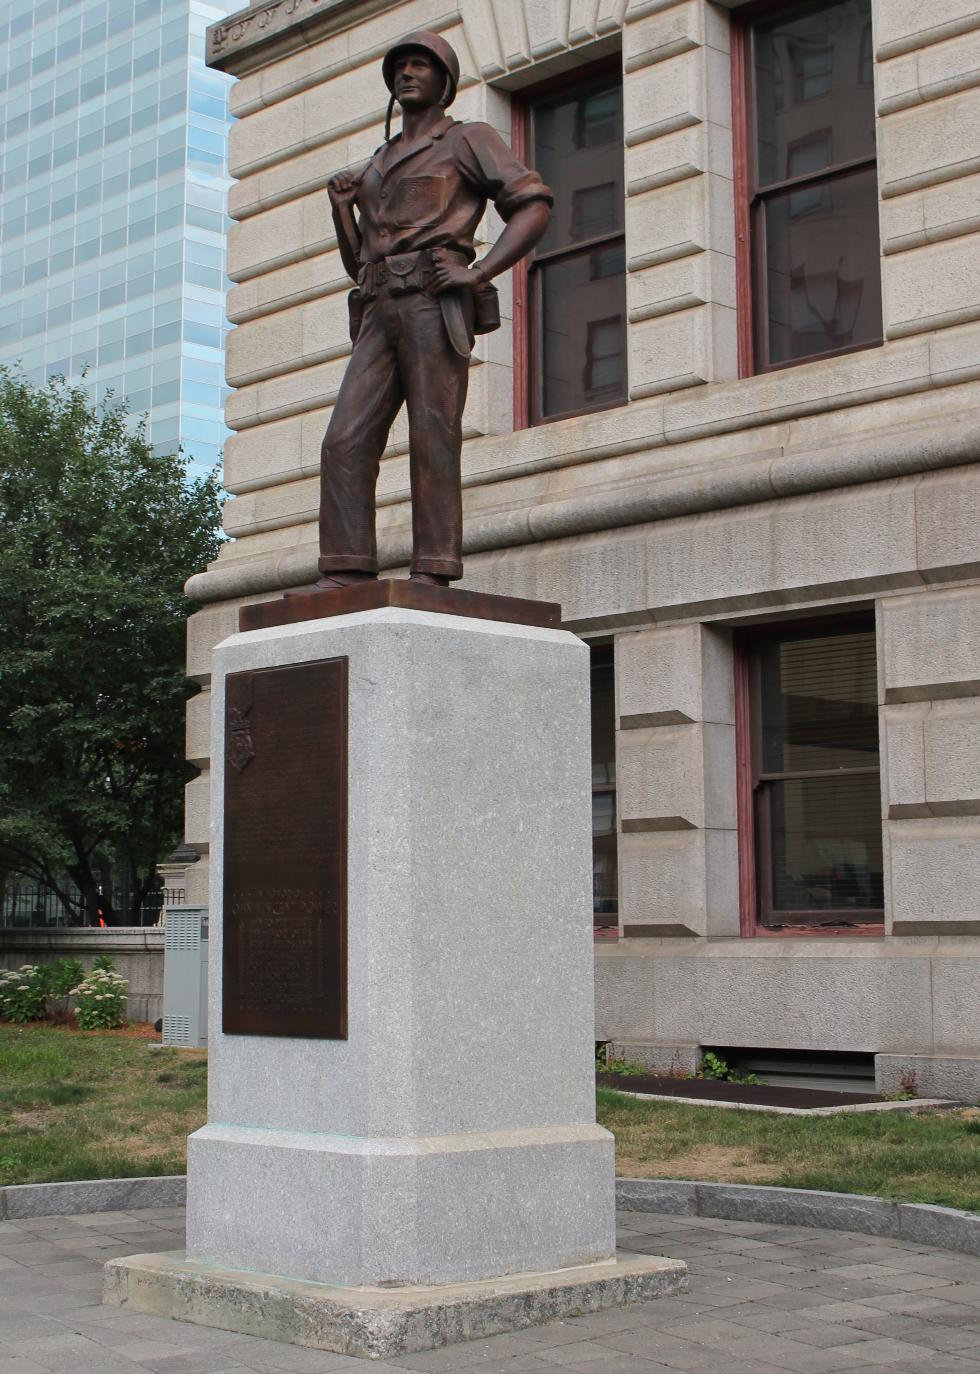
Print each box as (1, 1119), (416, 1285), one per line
(206, 0), (399, 75)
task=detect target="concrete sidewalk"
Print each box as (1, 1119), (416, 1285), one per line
(1, 1206), (979, 1373)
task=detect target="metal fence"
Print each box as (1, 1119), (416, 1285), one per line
(0, 884), (186, 928)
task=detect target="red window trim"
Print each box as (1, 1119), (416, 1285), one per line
(733, 614), (885, 939)
(509, 53), (623, 432)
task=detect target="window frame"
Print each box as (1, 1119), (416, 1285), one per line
(731, 0), (883, 377)
(734, 614), (885, 939)
(510, 54), (626, 430)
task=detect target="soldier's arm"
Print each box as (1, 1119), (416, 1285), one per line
(431, 201), (550, 293)
(472, 201), (550, 282)
(328, 171), (363, 283)
(432, 127), (552, 294)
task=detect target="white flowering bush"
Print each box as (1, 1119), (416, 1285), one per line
(0, 965), (48, 1023)
(71, 968), (128, 1030)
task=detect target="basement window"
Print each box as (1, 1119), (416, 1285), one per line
(735, 617), (884, 935)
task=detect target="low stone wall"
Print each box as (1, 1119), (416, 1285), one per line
(616, 1180), (980, 1257)
(595, 940), (980, 1101)
(876, 1053), (980, 1102)
(0, 928), (164, 1024)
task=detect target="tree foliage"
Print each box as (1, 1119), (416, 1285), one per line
(0, 371), (222, 924)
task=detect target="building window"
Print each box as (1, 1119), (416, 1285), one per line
(513, 63), (627, 426)
(735, 618), (883, 934)
(733, 0), (882, 373)
(591, 647), (618, 935)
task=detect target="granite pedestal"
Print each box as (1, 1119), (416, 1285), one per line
(104, 595), (685, 1352)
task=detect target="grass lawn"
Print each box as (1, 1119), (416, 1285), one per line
(0, 1023), (206, 1186)
(2, 1026), (978, 1213)
(598, 1087), (980, 1213)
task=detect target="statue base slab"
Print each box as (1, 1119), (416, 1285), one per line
(104, 1249), (687, 1359)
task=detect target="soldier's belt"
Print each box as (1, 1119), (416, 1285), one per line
(359, 248), (469, 298)
(354, 248), (497, 359)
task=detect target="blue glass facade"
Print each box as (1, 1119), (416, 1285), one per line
(0, 0), (236, 480)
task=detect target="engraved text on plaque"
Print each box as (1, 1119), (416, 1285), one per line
(222, 657), (347, 1037)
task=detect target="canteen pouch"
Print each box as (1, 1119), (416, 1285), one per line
(386, 252), (427, 295)
(473, 281), (500, 335)
(347, 288), (364, 342)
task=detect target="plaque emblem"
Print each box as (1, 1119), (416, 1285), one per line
(227, 704), (255, 773)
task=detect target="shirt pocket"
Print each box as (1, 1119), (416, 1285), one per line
(390, 175), (449, 228)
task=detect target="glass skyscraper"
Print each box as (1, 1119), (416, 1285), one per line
(0, 0), (236, 480)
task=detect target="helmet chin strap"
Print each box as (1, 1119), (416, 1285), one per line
(384, 72), (453, 141)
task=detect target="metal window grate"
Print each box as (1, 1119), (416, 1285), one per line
(165, 911), (200, 951)
(162, 1014), (192, 1047)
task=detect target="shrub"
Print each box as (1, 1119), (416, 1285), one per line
(92, 952), (115, 973)
(71, 968), (128, 1030)
(700, 1051), (761, 1086)
(31, 962), (55, 998)
(601, 1055), (645, 1076)
(595, 1043), (645, 1076)
(49, 958), (84, 1005)
(0, 965), (48, 1023)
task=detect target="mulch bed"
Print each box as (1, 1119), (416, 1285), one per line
(597, 1071), (886, 1109)
(0, 1017), (159, 1039)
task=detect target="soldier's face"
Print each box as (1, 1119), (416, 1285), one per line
(393, 52), (444, 110)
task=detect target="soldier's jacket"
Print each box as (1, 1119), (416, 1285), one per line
(355, 114), (553, 265)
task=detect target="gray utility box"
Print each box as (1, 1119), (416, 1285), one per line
(162, 905), (209, 1048)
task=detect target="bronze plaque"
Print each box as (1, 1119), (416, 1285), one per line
(222, 657), (347, 1038)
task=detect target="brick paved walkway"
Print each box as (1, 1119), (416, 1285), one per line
(2, 1207), (980, 1373)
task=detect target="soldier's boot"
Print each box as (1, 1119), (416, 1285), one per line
(409, 572), (450, 587)
(284, 570), (378, 596)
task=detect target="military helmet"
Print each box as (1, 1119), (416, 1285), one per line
(382, 31), (460, 108)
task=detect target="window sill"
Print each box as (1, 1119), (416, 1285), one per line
(753, 923), (884, 938)
(525, 394), (629, 431)
(747, 336), (884, 378)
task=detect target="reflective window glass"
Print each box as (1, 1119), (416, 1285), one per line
(540, 245), (627, 419)
(183, 379), (219, 407)
(763, 166), (881, 365)
(152, 322), (180, 348)
(743, 0), (881, 369)
(183, 355), (221, 384)
(747, 622), (883, 927)
(525, 68), (626, 424)
(533, 79), (623, 257)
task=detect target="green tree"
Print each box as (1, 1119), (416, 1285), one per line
(0, 371), (222, 925)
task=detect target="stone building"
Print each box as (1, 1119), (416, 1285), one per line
(191, 0), (980, 1099)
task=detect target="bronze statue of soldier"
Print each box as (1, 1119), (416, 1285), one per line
(310, 32), (552, 590)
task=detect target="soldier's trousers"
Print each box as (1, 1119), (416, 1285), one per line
(319, 285), (471, 580)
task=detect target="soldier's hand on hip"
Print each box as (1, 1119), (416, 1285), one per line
(328, 171), (360, 210)
(431, 259), (481, 294)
